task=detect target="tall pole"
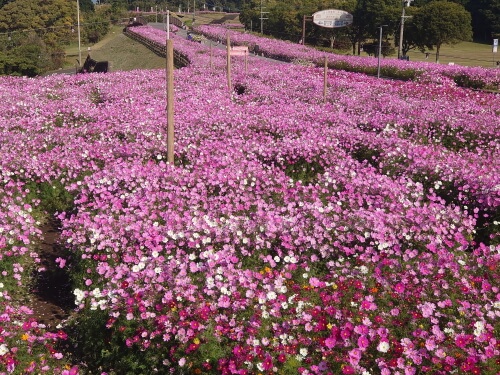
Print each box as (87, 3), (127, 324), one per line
(226, 33), (232, 93)
(302, 15), (306, 45)
(166, 38), (175, 164)
(166, 10), (170, 40)
(259, 0), (268, 34)
(323, 57), (328, 103)
(398, 2), (405, 59)
(260, 0), (263, 34)
(377, 25), (387, 79)
(77, 0), (81, 67)
(398, 0), (412, 60)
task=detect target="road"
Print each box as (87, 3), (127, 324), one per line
(148, 22), (286, 64)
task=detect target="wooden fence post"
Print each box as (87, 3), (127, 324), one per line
(166, 39), (175, 164)
(226, 33), (232, 93)
(323, 57), (328, 103)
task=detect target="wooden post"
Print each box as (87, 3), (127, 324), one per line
(166, 39), (175, 164)
(166, 10), (170, 40)
(210, 41), (213, 69)
(323, 57), (328, 103)
(226, 33), (232, 93)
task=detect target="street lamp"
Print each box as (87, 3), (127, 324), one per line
(377, 25), (388, 78)
(398, 0), (413, 59)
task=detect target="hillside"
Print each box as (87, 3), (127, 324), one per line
(63, 12), (241, 72)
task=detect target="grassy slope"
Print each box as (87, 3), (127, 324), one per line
(64, 25), (167, 71)
(63, 12), (241, 71)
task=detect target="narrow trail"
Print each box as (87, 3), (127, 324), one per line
(29, 218), (73, 328)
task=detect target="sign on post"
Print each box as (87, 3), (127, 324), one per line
(312, 9), (353, 28)
(230, 46), (249, 73)
(230, 46), (249, 57)
(493, 39), (498, 53)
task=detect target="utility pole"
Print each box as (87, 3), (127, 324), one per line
(77, 0), (81, 67)
(260, 0), (268, 34)
(302, 15), (312, 45)
(398, 0), (413, 59)
(377, 25), (387, 78)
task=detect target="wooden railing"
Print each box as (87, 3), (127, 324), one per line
(123, 27), (190, 68)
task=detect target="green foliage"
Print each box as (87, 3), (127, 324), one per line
(66, 309), (114, 372)
(0, 33), (52, 76)
(281, 355), (303, 374)
(82, 12), (111, 44)
(453, 73), (486, 89)
(0, 0), (114, 75)
(362, 40), (395, 57)
(283, 157), (325, 185)
(411, 1), (472, 62)
(24, 180), (75, 215)
(351, 145), (381, 168)
(79, 0), (95, 13)
(472, 0), (500, 40)
(0, 0), (74, 47)
(198, 325), (232, 367)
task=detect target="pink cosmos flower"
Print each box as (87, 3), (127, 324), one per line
(348, 348), (362, 366)
(361, 299), (377, 311)
(394, 283), (405, 293)
(342, 364), (355, 374)
(324, 336), (336, 349)
(340, 328), (352, 340)
(455, 334), (471, 348)
(357, 335), (369, 350)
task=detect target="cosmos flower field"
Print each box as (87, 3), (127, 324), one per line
(0, 25), (499, 374)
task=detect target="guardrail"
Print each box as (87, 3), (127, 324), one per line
(123, 27), (190, 68)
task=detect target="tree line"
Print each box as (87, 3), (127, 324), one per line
(239, 0), (500, 62)
(1, 0), (498, 76)
(0, 0), (121, 76)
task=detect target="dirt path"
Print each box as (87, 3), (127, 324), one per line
(29, 218), (73, 328)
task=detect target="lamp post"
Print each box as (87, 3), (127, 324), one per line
(377, 25), (387, 78)
(398, 0), (413, 59)
(77, 0), (81, 67)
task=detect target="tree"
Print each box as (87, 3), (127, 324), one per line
(239, 0), (357, 45)
(467, 0), (500, 41)
(80, 0), (95, 13)
(81, 7), (111, 44)
(0, 32), (51, 76)
(313, 0), (357, 50)
(352, 0), (400, 55)
(411, 1), (472, 63)
(0, 0), (14, 8)
(0, 0), (74, 48)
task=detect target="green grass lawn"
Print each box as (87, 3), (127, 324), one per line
(63, 25), (167, 71)
(404, 41), (498, 68)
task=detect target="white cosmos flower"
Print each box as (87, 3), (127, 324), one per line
(267, 291), (277, 300)
(377, 341), (390, 353)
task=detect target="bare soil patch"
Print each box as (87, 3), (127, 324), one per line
(29, 218), (73, 328)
